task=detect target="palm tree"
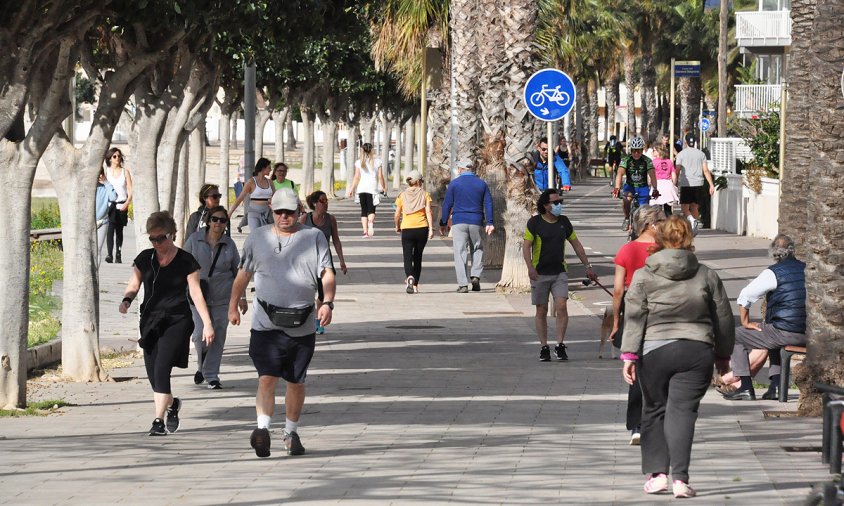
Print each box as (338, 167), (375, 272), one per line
(781, 0), (844, 416)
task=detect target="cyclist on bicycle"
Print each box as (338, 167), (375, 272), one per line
(604, 135), (624, 180)
(531, 136), (571, 192)
(612, 136), (658, 231)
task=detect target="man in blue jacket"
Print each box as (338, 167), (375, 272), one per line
(439, 160), (495, 293)
(531, 137), (571, 192)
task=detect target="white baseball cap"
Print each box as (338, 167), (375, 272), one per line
(271, 188), (299, 211)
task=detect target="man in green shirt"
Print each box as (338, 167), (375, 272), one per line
(523, 189), (598, 361)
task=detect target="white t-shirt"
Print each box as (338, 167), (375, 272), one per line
(355, 158), (382, 194)
(675, 147), (708, 187)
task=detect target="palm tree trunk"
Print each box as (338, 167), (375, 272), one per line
(588, 78), (600, 159)
(783, 0), (844, 416)
(451, 0), (480, 163)
(641, 44), (658, 140)
(392, 122), (403, 190)
(678, 77), (702, 134)
(605, 66), (620, 140)
(623, 47), (637, 137)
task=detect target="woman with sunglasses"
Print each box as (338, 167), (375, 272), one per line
(104, 147), (133, 263)
(186, 184), (224, 240)
(119, 211), (214, 435)
(229, 157), (274, 233)
(184, 206), (246, 389)
(301, 191), (347, 334)
(346, 142), (386, 237)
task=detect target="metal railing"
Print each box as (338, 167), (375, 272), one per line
(736, 10), (792, 46)
(734, 84), (782, 116)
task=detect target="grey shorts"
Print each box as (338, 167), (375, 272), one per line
(531, 272), (569, 305)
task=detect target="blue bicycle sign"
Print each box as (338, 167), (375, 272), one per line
(523, 68), (576, 121)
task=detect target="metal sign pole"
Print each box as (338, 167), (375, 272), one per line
(699, 98), (704, 149)
(669, 58), (675, 157)
(547, 121), (555, 189)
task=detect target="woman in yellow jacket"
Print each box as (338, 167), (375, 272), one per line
(394, 170), (434, 294)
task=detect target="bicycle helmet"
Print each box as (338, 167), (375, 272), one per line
(629, 136), (645, 150)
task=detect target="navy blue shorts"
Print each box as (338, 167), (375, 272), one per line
(249, 329), (316, 384)
(623, 184), (650, 206)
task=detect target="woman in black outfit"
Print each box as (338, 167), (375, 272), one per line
(119, 211), (214, 436)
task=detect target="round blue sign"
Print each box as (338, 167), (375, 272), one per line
(700, 117), (711, 132)
(523, 68), (577, 122)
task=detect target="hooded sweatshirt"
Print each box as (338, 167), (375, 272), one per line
(620, 248), (735, 358)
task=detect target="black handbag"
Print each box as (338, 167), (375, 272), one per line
(258, 299), (314, 328)
(190, 243), (223, 306)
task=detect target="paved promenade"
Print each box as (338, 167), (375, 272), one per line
(1, 178), (831, 504)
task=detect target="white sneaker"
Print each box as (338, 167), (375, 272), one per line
(673, 480), (696, 498)
(687, 215), (700, 236)
(629, 430), (641, 446)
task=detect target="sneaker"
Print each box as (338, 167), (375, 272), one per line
(643, 473), (669, 494)
(539, 345), (551, 362)
(406, 276), (415, 294)
(673, 480), (696, 498)
(283, 430), (306, 456)
(115, 251), (122, 264)
(149, 418), (166, 436)
(208, 380), (222, 390)
(362, 232), (369, 238)
(470, 276), (481, 292)
(105, 255), (113, 264)
(165, 397), (181, 433)
(554, 343), (568, 361)
(194, 370), (204, 385)
(250, 428), (271, 458)
(621, 218), (630, 231)
(456, 286), (469, 293)
(630, 429), (641, 446)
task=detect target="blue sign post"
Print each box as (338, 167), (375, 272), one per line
(523, 69), (577, 121)
(700, 117), (711, 132)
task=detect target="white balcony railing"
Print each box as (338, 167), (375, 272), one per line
(734, 84), (782, 117)
(736, 11), (792, 47)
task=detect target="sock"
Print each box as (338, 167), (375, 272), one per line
(257, 415), (271, 429)
(768, 375), (780, 391)
(285, 418), (298, 434)
(739, 376), (753, 391)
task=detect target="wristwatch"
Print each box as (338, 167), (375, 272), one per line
(324, 301), (334, 310)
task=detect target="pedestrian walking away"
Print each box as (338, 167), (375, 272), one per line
(229, 188), (335, 458)
(439, 160), (495, 293)
(723, 234), (807, 401)
(186, 184), (224, 241)
(346, 142), (387, 237)
(104, 147), (133, 264)
(118, 211), (215, 436)
(394, 170), (434, 294)
(523, 189), (598, 362)
(95, 168), (117, 268)
(620, 215), (734, 498)
(612, 136), (658, 233)
(611, 206), (666, 445)
(301, 190), (347, 334)
(229, 157), (274, 234)
(649, 145), (679, 217)
(183, 206), (245, 389)
(675, 133), (715, 227)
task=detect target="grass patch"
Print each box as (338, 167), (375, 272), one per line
(31, 201), (61, 229)
(28, 241), (63, 348)
(0, 399), (73, 417)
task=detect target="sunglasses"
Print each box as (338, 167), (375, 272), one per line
(209, 216), (228, 224)
(274, 209), (296, 216)
(317, 199), (328, 204)
(205, 193), (222, 199)
(149, 234), (169, 244)
(111, 154), (122, 159)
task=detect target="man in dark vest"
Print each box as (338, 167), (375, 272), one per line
(724, 234), (806, 401)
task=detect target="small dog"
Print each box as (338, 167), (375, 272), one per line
(598, 307), (617, 359)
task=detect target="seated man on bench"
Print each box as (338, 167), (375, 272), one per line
(724, 234), (807, 401)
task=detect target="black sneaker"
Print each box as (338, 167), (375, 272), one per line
(554, 343), (568, 361)
(165, 397), (181, 433)
(470, 277), (481, 292)
(105, 255), (113, 264)
(149, 418), (166, 436)
(621, 218), (630, 231)
(115, 251), (122, 264)
(250, 428), (271, 458)
(406, 276), (415, 294)
(283, 430), (305, 456)
(194, 370), (204, 385)
(456, 286), (469, 293)
(539, 345), (551, 362)
(208, 380), (222, 390)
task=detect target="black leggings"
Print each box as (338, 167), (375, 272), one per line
(106, 211), (128, 255)
(359, 193), (376, 216)
(401, 227), (429, 282)
(143, 314), (194, 394)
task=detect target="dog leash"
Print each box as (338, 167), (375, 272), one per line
(581, 278), (613, 297)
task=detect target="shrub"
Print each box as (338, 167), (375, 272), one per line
(31, 203), (61, 229)
(28, 241), (63, 348)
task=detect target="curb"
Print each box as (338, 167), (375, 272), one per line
(27, 339), (61, 371)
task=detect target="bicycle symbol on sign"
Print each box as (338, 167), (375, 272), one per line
(529, 84), (572, 109)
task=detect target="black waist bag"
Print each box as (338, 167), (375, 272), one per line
(258, 299), (313, 328)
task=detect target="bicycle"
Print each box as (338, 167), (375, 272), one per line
(529, 84), (571, 108)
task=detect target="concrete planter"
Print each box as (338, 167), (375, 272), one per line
(27, 338), (62, 371)
(743, 176), (780, 239)
(711, 173), (745, 234)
